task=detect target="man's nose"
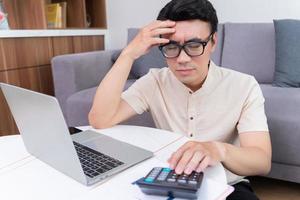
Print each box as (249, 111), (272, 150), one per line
(176, 49), (191, 64)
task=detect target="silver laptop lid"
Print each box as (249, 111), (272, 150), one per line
(0, 83), (87, 185)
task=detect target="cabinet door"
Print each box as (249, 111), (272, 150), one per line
(73, 35), (104, 53)
(0, 38), (53, 71)
(3, 0), (47, 29)
(0, 35), (104, 136)
(52, 37), (74, 56)
(0, 65), (54, 136)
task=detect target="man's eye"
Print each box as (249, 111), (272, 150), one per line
(165, 44), (178, 50)
(187, 43), (202, 49)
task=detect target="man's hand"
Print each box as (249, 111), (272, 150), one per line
(122, 20), (176, 60)
(168, 141), (227, 175)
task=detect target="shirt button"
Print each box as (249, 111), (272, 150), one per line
(190, 117), (194, 120)
(190, 133), (193, 137)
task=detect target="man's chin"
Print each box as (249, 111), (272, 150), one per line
(170, 70), (196, 85)
(177, 77), (195, 86)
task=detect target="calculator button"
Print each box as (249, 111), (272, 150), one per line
(156, 171), (169, 181)
(187, 171), (202, 185)
(149, 168), (162, 175)
(188, 180), (198, 185)
(166, 170), (179, 182)
(178, 174), (188, 184)
(178, 179), (187, 184)
(147, 168), (162, 176)
(144, 177), (154, 183)
(162, 168), (171, 172)
(167, 178), (176, 182)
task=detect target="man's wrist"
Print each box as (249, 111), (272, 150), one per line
(121, 47), (138, 61)
(213, 141), (227, 162)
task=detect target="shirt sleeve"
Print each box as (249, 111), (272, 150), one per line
(121, 71), (157, 114)
(237, 77), (269, 133)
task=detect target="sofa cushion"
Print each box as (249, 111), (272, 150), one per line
(66, 86), (97, 126)
(66, 78), (155, 127)
(222, 23), (275, 83)
(66, 79), (136, 126)
(260, 84), (300, 166)
(211, 24), (224, 66)
(128, 28), (167, 78)
(273, 19), (300, 87)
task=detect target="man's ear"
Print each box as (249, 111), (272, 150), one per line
(210, 32), (218, 52)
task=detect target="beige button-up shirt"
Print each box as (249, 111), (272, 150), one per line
(122, 61), (269, 184)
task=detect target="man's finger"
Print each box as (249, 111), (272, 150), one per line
(174, 149), (194, 174)
(184, 151), (204, 174)
(168, 142), (194, 169)
(147, 20), (176, 30)
(151, 28), (175, 37)
(196, 156), (211, 172)
(150, 37), (170, 46)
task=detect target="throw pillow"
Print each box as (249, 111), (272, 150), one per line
(273, 19), (300, 87)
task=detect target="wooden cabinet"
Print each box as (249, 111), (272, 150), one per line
(0, 35), (105, 136)
(0, 0), (107, 136)
(2, 0), (107, 29)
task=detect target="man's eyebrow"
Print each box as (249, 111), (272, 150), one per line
(185, 38), (204, 43)
(168, 39), (180, 44)
(168, 38), (205, 44)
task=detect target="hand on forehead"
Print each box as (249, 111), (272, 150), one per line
(161, 20), (212, 43)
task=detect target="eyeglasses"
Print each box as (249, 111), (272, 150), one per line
(159, 33), (213, 58)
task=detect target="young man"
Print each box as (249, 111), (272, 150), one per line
(89, 0), (271, 199)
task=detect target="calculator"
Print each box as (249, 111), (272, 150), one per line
(136, 167), (203, 199)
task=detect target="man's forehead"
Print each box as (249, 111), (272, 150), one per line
(163, 20), (211, 42)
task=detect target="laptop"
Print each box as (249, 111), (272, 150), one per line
(0, 83), (153, 186)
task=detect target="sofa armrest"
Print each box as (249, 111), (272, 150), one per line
(51, 49), (119, 119)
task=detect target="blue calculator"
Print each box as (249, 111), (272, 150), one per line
(136, 167), (203, 199)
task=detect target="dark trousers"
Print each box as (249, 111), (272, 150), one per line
(227, 181), (259, 200)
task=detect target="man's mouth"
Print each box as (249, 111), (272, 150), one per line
(176, 68), (195, 76)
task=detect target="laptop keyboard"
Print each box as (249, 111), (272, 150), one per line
(73, 142), (124, 178)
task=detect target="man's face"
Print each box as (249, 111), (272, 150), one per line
(162, 20), (217, 91)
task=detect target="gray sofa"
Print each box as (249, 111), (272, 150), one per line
(51, 23), (300, 183)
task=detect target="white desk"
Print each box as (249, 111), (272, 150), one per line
(0, 125), (231, 200)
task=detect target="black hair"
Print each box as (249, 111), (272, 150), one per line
(157, 0), (218, 34)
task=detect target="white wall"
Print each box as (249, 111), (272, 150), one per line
(106, 0), (300, 49)
(210, 0), (300, 23)
(106, 0), (170, 49)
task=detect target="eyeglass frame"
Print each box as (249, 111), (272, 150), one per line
(158, 32), (214, 58)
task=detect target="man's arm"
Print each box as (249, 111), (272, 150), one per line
(168, 131), (272, 176)
(89, 20), (175, 129)
(222, 131), (271, 176)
